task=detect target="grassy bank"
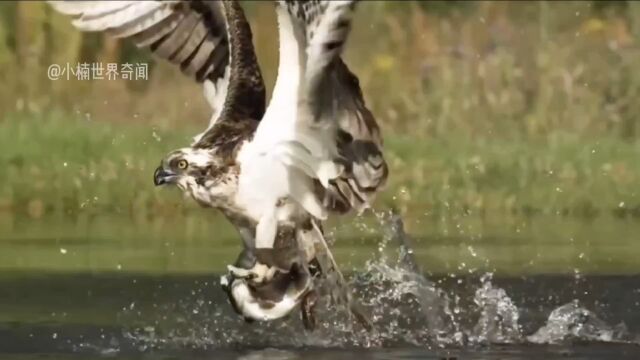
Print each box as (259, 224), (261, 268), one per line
(0, 111), (639, 220)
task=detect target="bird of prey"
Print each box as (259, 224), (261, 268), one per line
(49, 0), (388, 328)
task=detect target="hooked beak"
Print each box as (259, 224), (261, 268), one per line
(153, 166), (177, 186)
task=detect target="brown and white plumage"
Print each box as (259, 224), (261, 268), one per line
(245, 0), (387, 221)
(49, 0), (386, 329)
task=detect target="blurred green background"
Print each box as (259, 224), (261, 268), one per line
(0, 1), (639, 275)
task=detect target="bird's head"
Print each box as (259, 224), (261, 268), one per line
(153, 148), (217, 194)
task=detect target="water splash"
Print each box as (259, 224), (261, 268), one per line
(353, 211), (461, 346)
(469, 273), (521, 344)
(114, 212), (638, 352)
(527, 300), (630, 344)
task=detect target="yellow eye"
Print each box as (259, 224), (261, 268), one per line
(177, 160), (188, 170)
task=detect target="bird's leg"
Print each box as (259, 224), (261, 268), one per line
(225, 250), (259, 279)
(255, 211), (277, 249)
(227, 263), (276, 282)
(228, 212), (279, 283)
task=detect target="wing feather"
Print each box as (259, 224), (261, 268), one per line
(132, 12), (185, 47)
(47, 0), (265, 143)
(295, 1), (357, 99)
(152, 11), (201, 59)
(169, 19), (209, 63)
(48, 1), (135, 16)
(256, 0), (388, 214)
(109, 7), (177, 38)
(185, 34), (222, 77)
(71, 2), (167, 32)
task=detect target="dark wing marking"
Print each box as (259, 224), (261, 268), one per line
(322, 59), (388, 214)
(191, 0), (265, 149)
(216, 0), (265, 122)
(279, 0), (357, 107)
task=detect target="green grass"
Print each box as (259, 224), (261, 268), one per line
(0, 111), (639, 219)
(384, 133), (640, 217)
(0, 110), (195, 218)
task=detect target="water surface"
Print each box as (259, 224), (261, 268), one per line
(1, 213), (639, 359)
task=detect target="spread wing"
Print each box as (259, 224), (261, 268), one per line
(254, 0), (388, 215)
(47, 0), (266, 144)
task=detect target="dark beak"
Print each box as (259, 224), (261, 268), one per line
(153, 166), (176, 186)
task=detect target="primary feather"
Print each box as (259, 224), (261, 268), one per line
(47, 0), (263, 145)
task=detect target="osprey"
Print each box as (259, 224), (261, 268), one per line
(49, 0), (388, 328)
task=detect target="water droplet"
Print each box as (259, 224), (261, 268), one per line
(60, 248), (67, 254)
(468, 246), (478, 257)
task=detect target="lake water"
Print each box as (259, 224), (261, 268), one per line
(1, 212), (639, 359)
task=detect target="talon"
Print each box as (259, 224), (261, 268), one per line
(227, 265), (254, 279)
(228, 263), (275, 284)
